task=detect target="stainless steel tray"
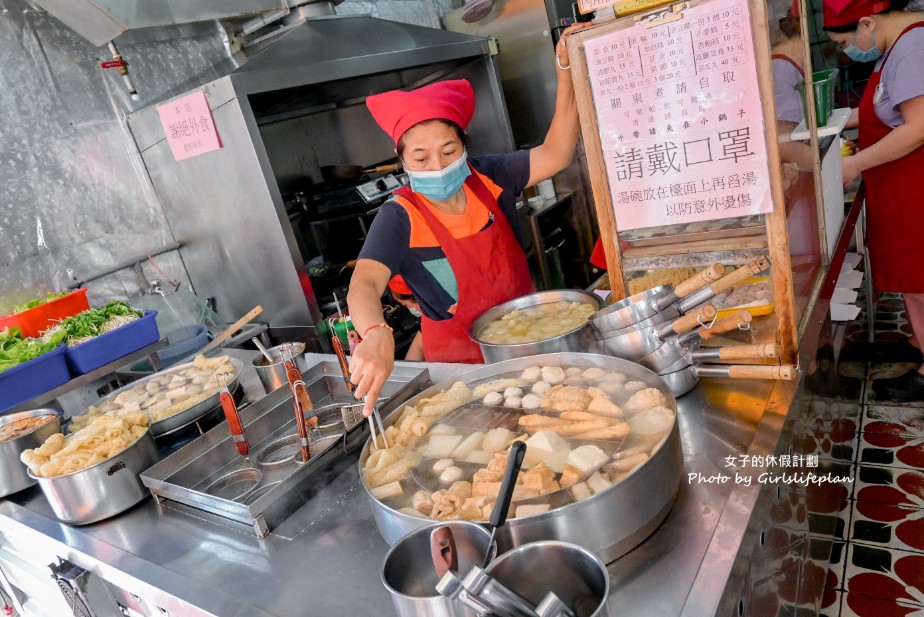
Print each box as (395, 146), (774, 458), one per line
(360, 353), (683, 563)
(70, 358), (244, 437)
(141, 361), (430, 537)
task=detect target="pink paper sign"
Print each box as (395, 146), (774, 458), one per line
(584, 0), (773, 231)
(156, 91), (222, 161)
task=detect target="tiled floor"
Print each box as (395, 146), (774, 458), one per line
(822, 296), (924, 617)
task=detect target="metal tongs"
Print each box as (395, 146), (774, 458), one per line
(437, 568), (577, 617)
(332, 335), (388, 450)
(217, 373), (248, 456)
(282, 344), (319, 463)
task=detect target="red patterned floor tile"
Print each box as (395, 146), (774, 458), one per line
(819, 588), (841, 617)
(849, 501), (924, 553)
(855, 466), (924, 509)
(864, 405), (924, 439)
(840, 592), (924, 616)
(857, 433), (924, 471)
(845, 543), (924, 604)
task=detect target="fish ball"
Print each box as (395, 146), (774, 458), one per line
(503, 387), (523, 398)
(521, 394), (541, 410)
(582, 367), (606, 380)
(531, 380), (551, 395)
(433, 458), (455, 473)
(505, 396), (522, 409)
(439, 465), (464, 483)
(521, 366), (542, 382)
(565, 367), (583, 378)
(541, 366), (566, 384)
(483, 392), (504, 406)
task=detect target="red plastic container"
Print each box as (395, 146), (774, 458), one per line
(0, 289), (90, 338)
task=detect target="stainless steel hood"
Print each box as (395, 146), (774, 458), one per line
(31, 0), (288, 46)
(226, 15), (492, 95)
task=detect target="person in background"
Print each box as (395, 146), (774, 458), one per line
(387, 275), (424, 361)
(824, 0), (924, 400)
(347, 23), (592, 414)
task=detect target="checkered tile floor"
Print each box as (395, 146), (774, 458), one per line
(821, 294), (924, 617)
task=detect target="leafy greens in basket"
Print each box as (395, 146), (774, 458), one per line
(0, 327), (67, 374)
(45, 301), (144, 347)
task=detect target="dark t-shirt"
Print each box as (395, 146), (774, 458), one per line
(358, 151), (531, 321)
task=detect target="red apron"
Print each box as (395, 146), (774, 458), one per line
(859, 22), (924, 293)
(771, 53), (804, 77)
(394, 167), (534, 363)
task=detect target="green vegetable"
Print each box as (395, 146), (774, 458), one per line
(12, 291), (67, 314)
(0, 326), (66, 374)
(55, 301), (143, 347)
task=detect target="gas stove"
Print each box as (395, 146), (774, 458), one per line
(308, 172), (408, 216)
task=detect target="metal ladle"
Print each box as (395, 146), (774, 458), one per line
(251, 337), (275, 364)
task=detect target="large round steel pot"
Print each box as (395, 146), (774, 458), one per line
(29, 429), (158, 525)
(487, 540), (611, 617)
(469, 291), (603, 364)
(360, 352), (682, 564)
(382, 520), (491, 617)
(71, 358), (244, 437)
(0, 409), (61, 498)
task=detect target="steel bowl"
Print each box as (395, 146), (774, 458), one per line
(0, 409), (61, 498)
(29, 429), (159, 525)
(469, 291), (604, 364)
(359, 352), (682, 564)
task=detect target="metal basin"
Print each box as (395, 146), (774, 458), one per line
(360, 353), (683, 563)
(30, 429), (159, 525)
(203, 468), (263, 501)
(0, 409), (61, 498)
(469, 291), (603, 364)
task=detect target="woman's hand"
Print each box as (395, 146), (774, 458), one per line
(555, 22), (594, 71)
(842, 154), (862, 188)
(346, 258), (396, 416)
(349, 327), (395, 416)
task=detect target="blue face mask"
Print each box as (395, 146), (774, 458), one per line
(406, 151), (471, 201)
(843, 26), (883, 62)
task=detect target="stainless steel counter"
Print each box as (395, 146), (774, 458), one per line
(0, 351), (824, 617)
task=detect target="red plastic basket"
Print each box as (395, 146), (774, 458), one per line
(0, 289), (90, 338)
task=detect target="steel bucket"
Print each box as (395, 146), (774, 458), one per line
(251, 343), (308, 394)
(486, 540), (611, 617)
(382, 520), (492, 617)
(30, 429), (159, 525)
(0, 409), (61, 498)
(469, 290), (603, 364)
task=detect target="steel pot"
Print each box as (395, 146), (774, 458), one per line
(361, 353), (683, 564)
(661, 364), (798, 397)
(636, 310), (754, 373)
(382, 520), (492, 617)
(29, 429), (159, 525)
(597, 304), (716, 362)
(469, 290), (603, 364)
(486, 540), (611, 617)
(591, 256), (771, 336)
(252, 343), (308, 394)
(0, 409), (61, 498)
(590, 263), (724, 333)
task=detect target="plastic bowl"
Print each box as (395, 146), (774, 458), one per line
(156, 325), (210, 366)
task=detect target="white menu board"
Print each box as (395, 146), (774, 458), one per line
(584, 0), (773, 231)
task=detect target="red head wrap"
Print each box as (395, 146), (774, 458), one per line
(365, 80), (476, 144)
(388, 275), (413, 296)
(823, 0), (891, 28)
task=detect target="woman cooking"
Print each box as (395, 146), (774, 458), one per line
(347, 23), (591, 413)
(823, 0), (924, 401)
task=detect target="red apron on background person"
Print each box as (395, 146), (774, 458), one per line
(394, 167), (534, 363)
(859, 22), (924, 293)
